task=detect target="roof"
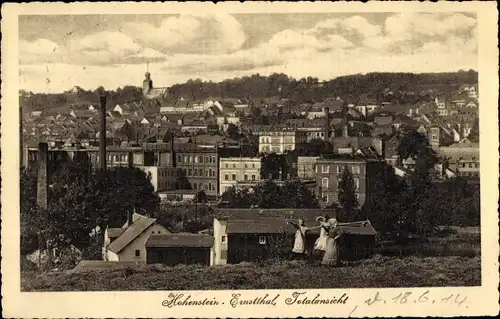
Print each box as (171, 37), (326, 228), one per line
(107, 213), (157, 254)
(227, 219), (296, 234)
(107, 228), (124, 238)
(215, 208), (336, 220)
(224, 218), (377, 236)
(146, 234), (214, 248)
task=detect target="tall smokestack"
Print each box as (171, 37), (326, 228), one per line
(99, 94), (107, 171)
(170, 133), (176, 167)
(37, 142), (49, 209)
(324, 107), (330, 140)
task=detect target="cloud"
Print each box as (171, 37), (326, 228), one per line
(19, 38), (67, 64)
(122, 13), (246, 55)
(385, 12), (477, 41)
(18, 13), (478, 93)
(311, 15), (381, 39)
(66, 31), (143, 65)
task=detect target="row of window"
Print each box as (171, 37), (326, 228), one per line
(177, 154), (217, 164)
(158, 180), (177, 191)
(158, 169), (180, 177)
(223, 162), (257, 169)
(321, 193), (359, 203)
(224, 174), (257, 181)
(193, 182), (215, 192)
(321, 177), (360, 189)
(459, 162), (480, 169)
(187, 168), (216, 177)
(220, 235), (266, 245)
(317, 165), (361, 174)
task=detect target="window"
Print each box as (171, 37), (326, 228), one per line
(259, 236), (266, 245)
(232, 163), (236, 168)
(322, 177), (329, 188)
(199, 169), (203, 176)
(225, 174), (229, 181)
(244, 174), (248, 181)
(252, 163), (256, 168)
(205, 156), (209, 163)
(199, 156), (203, 163)
(193, 183), (197, 190)
(322, 194), (328, 203)
(195, 156), (199, 163)
(245, 164), (248, 168)
(188, 169), (192, 176)
(221, 235), (227, 243)
(252, 174), (256, 181)
(352, 166), (360, 174)
(193, 169), (197, 176)
(135, 250), (140, 257)
(232, 174), (236, 180)
(177, 155), (182, 163)
(336, 166), (341, 173)
(206, 170), (209, 177)
(354, 178), (360, 189)
(225, 163), (229, 168)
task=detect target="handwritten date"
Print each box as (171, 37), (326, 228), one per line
(363, 290), (468, 308)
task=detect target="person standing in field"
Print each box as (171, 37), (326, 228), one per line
(312, 215), (330, 260)
(288, 219), (309, 260)
(322, 218), (343, 266)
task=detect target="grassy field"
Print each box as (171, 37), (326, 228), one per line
(21, 255), (480, 291)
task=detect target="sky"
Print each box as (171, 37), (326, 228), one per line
(19, 12), (478, 93)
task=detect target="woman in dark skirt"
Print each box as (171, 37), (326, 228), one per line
(322, 218), (343, 266)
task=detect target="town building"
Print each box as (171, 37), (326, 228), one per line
(314, 155), (384, 206)
(102, 212), (171, 263)
(257, 127), (308, 154)
(434, 138), (479, 178)
(212, 209), (376, 265)
(146, 234), (214, 266)
(296, 156), (320, 180)
(219, 157), (261, 195)
(139, 166), (185, 192)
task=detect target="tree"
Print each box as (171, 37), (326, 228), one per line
(295, 139), (333, 156)
(226, 124), (240, 140)
(260, 153), (286, 180)
(21, 158), (160, 257)
(337, 167), (360, 222)
(281, 180), (319, 208)
(363, 164), (407, 240)
(195, 190), (208, 204)
(397, 130), (431, 162)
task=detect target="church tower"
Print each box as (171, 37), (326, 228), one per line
(143, 71), (153, 95)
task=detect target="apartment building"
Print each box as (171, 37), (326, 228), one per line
(219, 157), (261, 195)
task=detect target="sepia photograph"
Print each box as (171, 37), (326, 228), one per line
(2, 1), (499, 318)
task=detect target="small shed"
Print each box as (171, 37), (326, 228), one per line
(146, 234), (214, 266)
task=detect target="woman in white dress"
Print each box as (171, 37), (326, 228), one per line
(312, 216), (329, 260)
(288, 219), (309, 260)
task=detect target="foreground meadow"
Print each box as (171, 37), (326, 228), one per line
(21, 255), (480, 291)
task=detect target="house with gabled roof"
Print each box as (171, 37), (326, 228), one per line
(102, 212), (172, 263)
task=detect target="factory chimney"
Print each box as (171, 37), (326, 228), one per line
(99, 94), (107, 171)
(37, 142), (49, 209)
(324, 107), (330, 140)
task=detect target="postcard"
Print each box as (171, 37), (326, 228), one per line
(1, 1), (499, 318)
